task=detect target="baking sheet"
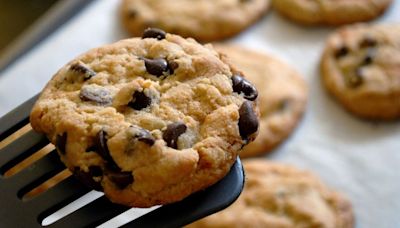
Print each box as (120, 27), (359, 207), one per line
(0, 0), (399, 227)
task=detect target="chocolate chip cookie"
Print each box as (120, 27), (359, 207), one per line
(273, 0), (393, 26)
(30, 29), (259, 207)
(216, 44), (307, 157)
(188, 159), (354, 228)
(120, 0), (271, 42)
(321, 24), (400, 120)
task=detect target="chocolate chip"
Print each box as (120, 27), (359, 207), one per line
(232, 74), (258, 101)
(95, 130), (120, 171)
(56, 133), (67, 155)
(86, 145), (97, 153)
(361, 48), (376, 66)
(129, 126), (155, 146)
(128, 91), (152, 110)
(334, 46), (349, 59)
(70, 63), (96, 80)
(142, 28), (166, 40)
(163, 122), (187, 149)
(108, 171), (134, 189)
(89, 166), (103, 177)
(73, 167), (103, 191)
(95, 130), (110, 160)
(360, 36), (377, 48)
(142, 57), (169, 77)
(79, 86), (112, 106)
(347, 68), (364, 88)
(168, 60), (179, 74)
(238, 101), (259, 141)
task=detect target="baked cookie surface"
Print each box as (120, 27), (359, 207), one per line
(216, 44), (307, 157)
(120, 0), (271, 42)
(321, 24), (400, 120)
(273, 0), (393, 26)
(188, 159), (354, 228)
(30, 29), (259, 207)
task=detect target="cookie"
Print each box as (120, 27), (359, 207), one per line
(188, 159), (354, 228)
(120, 0), (271, 42)
(30, 29), (260, 207)
(216, 44), (307, 157)
(321, 24), (400, 120)
(273, 0), (393, 26)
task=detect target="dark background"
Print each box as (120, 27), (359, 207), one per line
(0, 0), (59, 53)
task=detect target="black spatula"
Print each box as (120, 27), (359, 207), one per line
(0, 95), (244, 228)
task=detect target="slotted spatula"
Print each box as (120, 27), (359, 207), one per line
(0, 94), (244, 228)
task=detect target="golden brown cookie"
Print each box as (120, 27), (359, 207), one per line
(120, 0), (271, 42)
(188, 159), (354, 228)
(273, 0), (393, 26)
(30, 29), (260, 207)
(321, 24), (400, 120)
(216, 44), (307, 157)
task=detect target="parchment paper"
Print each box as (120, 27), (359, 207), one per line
(0, 0), (399, 227)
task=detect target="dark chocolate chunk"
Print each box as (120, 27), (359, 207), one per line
(361, 48), (376, 66)
(70, 63), (96, 80)
(79, 86), (112, 106)
(163, 122), (187, 149)
(129, 126), (155, 146)
(85, 145), (97, 153)
(334, 46), (349, 59)
(347, 68), (364, 88)
(142, 28), (166, 40)
(231, 74), (258, 101)
(360, 36), (377, 48)
(128, 91), (152, 110)
(56, 133), (67, 155)
(89, 166), (103, 177)
(95, 130), (110, 160)
(168, 60), (179, 74)
(238, 101), (259, 140)
(108, 171), (134, 189)
(142, 57), (169, 77)
(95, 130), (120, 171)
(73, 167), (103, 191)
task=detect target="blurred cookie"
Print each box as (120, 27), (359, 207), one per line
(216, 44), (307, 157)
(120, 0), (270, 42)
(188, 159), (354, 228)
(321, 24), (400, 120)
(273, 0), (393, 26)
